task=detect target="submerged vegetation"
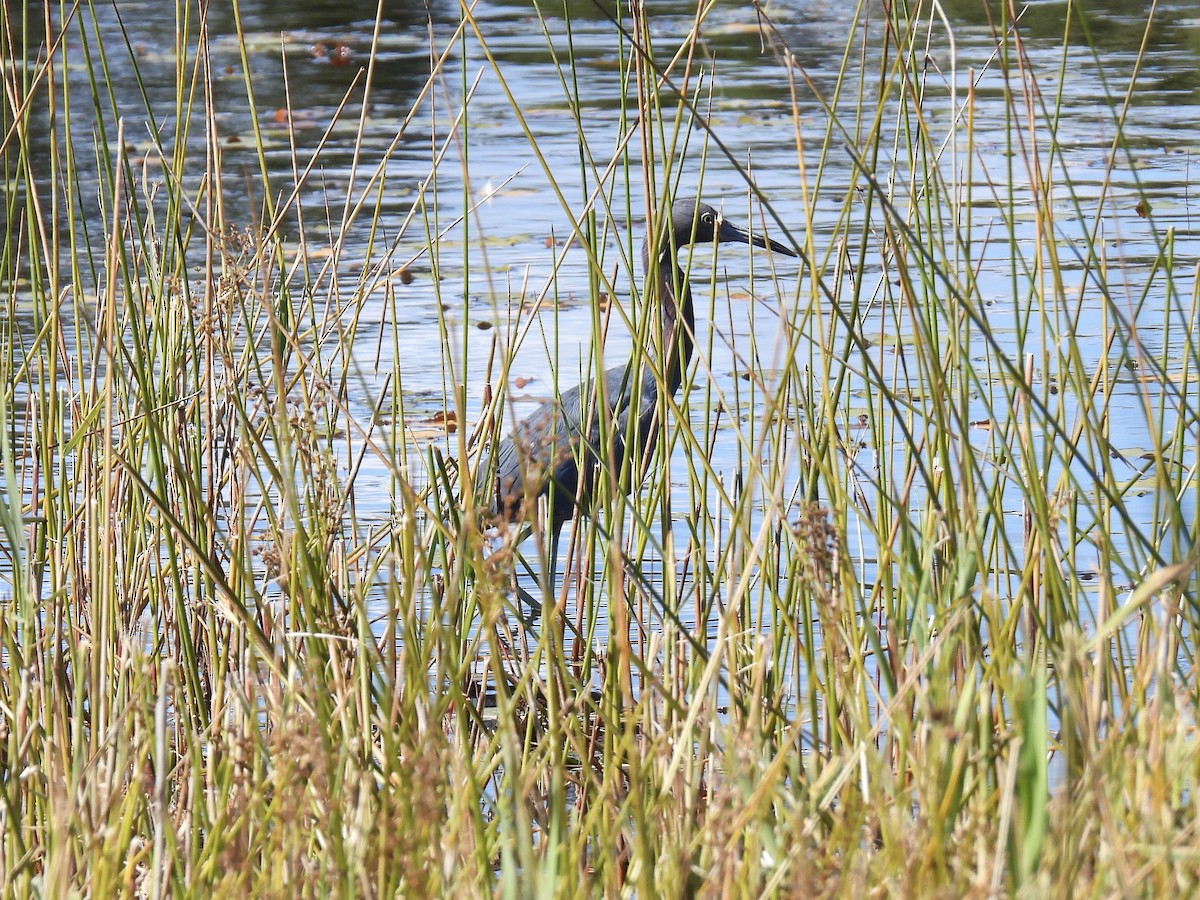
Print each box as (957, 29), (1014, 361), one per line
(0, 0), (1197, 895)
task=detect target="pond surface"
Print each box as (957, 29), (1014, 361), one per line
(12, 0), (1200, 638)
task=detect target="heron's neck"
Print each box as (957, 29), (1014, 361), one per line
(641, 237), (695, 395)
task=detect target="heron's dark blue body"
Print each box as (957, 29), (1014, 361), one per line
(491, 361), (662, 531)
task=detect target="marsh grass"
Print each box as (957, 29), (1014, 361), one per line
(0, 0), (1197, 895)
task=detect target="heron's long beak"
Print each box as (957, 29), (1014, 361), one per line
(718, 218), (797, 257)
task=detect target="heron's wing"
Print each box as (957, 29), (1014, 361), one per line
(486, 378), (589, 521)
(486, 362), (661, 522)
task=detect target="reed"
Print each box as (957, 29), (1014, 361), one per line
(0, 0), (1195, 895)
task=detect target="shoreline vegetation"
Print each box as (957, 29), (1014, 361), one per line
(0, 1), (1197, 895)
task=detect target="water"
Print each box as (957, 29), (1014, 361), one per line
(7, 1), (1199, 673)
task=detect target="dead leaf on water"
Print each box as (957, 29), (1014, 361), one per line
(414, 410), (457, 435)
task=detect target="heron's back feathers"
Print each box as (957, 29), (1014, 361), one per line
(487, 362), (662, 530)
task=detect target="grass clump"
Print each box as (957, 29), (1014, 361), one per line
(0, 0), (1197, 896)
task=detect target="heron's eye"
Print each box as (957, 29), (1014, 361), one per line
(701, 213), (713, 226)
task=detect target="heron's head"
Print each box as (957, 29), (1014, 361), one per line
(670, 199), (797, 257)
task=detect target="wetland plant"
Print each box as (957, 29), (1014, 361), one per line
(0, 1), (1196, 895)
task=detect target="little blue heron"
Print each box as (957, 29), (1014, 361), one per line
(487, 198), (796, 594)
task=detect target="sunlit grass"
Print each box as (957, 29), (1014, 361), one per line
(0, 0), (1197, 895)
